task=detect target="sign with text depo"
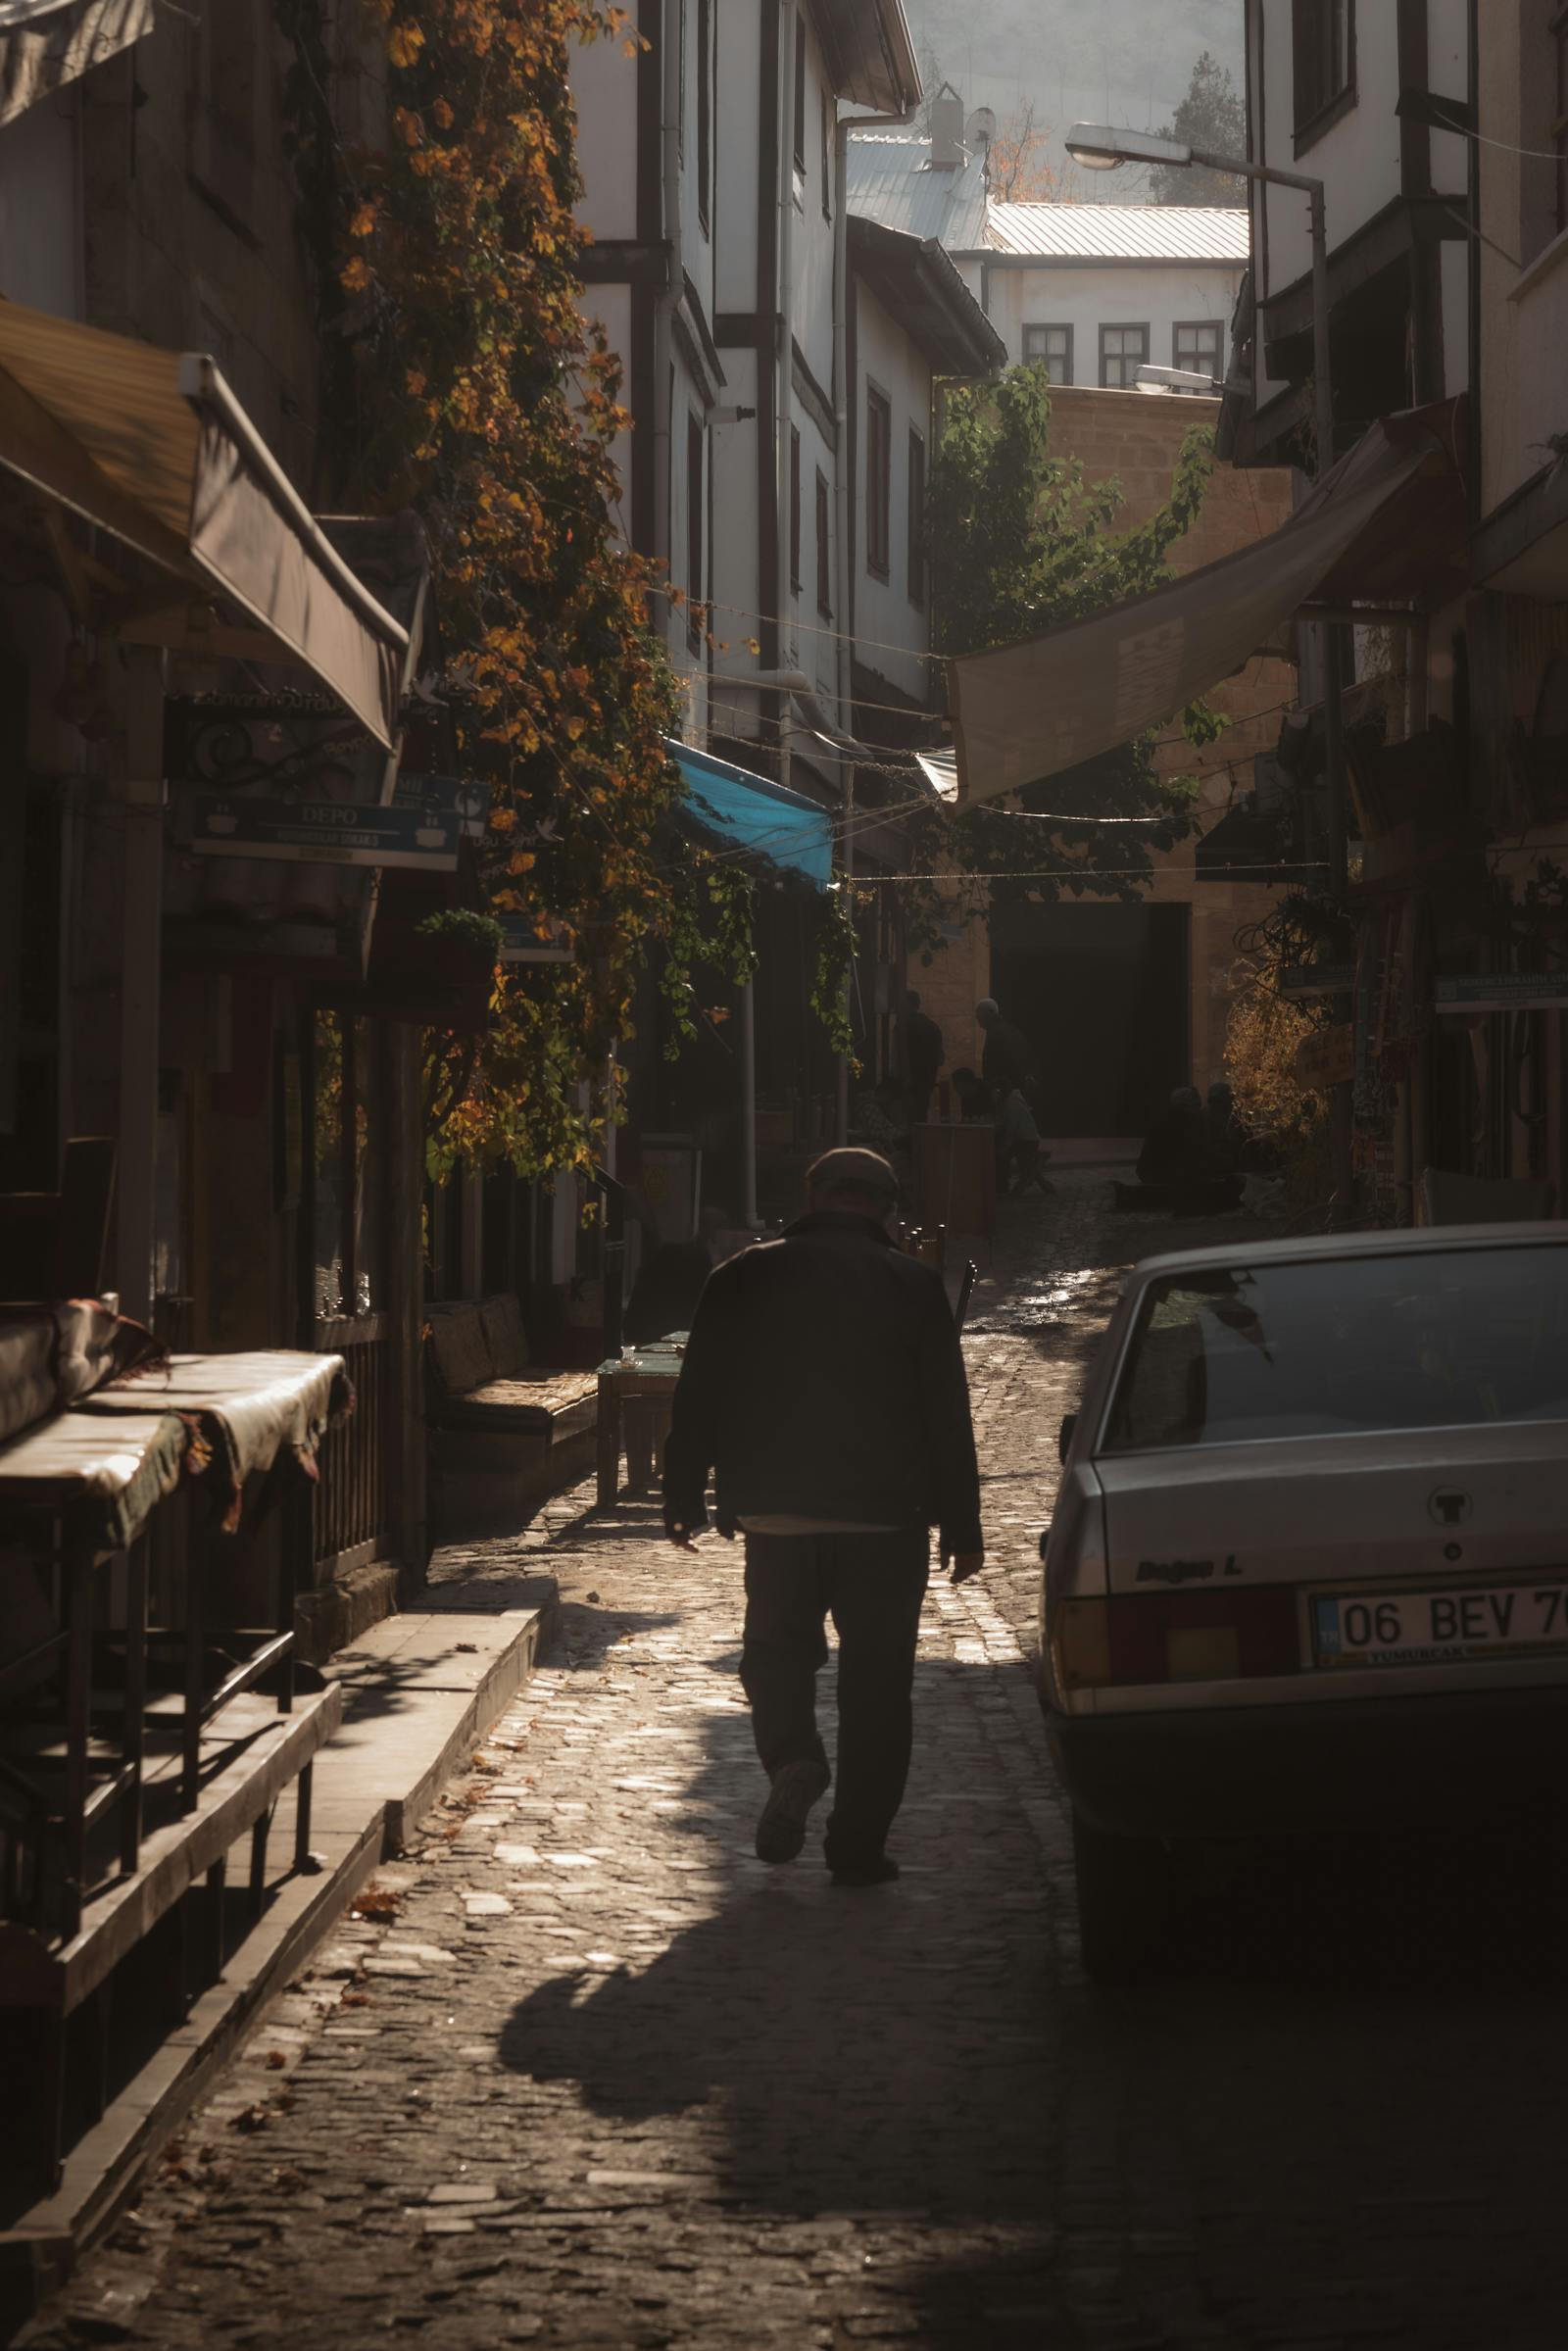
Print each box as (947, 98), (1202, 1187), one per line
(190, 798), (461, 870)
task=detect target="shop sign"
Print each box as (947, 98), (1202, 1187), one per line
(189, 798), (460, 870)
(392, 772), (489, 839)
(1434, 974), (1568, 1015)
(1279, 963), (1355, 1000)
(1295, 1024), (1355, 1090)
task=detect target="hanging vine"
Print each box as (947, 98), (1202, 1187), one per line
(658, 855), (759, 1058)
(279, 2), (736, 1184)
(808, 881), (860, 1062)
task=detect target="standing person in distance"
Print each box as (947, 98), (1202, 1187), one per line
(898, 989), (945, 1126)
(662, 1149), (985, 1888)
(975, 997), (1034, 1100)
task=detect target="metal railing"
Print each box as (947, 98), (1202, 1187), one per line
(312, 1314), (395, 1578)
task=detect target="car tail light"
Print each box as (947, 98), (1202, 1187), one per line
(1055, 1590), (1301, 1692)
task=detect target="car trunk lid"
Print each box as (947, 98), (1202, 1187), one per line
(1098, 1422), (1568, 1597)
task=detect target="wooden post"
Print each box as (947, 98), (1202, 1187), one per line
(384, 1023), (426, 1582)
(120, 1532), (148, 1877)
(115, 649), (168, 1325)
(296, 1002), (318, 1347)
(338, 1013), (359, 1313)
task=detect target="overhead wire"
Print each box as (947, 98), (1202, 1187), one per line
(855, 862), (1330, 883)
(702, 684), (1305, 764)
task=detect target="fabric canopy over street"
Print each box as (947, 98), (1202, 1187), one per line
(948, 401), (1469, 807)
(0, 298), (409, 746)
(668, 741), (833, 889)
(0, 0), (151, 127)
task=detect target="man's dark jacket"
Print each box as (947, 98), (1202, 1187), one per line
(903, 1007), (944, 1090)
(662, 1211), (983, 1555)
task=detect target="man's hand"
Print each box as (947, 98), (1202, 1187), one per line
(947, 1549), (985, 1586)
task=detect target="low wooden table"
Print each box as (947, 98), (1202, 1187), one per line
(594, 1336), (687, 1510)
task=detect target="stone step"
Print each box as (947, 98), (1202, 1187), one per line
(0, 1574), (558, 2316)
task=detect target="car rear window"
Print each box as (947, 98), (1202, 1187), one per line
(1102, 1246), (1568, 1451)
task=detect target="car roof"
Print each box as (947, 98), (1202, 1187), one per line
(1127, 1220), (1566, 1282)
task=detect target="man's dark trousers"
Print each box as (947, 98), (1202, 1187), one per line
(740, 1529), (929, 1870)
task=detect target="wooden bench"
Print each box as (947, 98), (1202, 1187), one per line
(424, 1296), (599, 1538)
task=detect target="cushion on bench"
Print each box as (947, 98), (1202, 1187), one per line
(425, 1296), (598, 1444)
(425, 1301), (496, 1399)
(428, 1369), (598, 1438)
(478, 1293), (529, 1376)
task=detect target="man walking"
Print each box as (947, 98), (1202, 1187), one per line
(663, 1149), (984, 1887)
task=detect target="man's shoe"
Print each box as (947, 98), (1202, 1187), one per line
(829, 1854), (901, 1888)
(755, 1757), (831, 1863)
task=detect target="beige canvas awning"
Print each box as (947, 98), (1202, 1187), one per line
(0, 0), (152, 128)
(0, 298), (408, 746)
(949, 402), (1469, 808)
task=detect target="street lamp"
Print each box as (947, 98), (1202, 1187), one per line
(1135, 364), (1220, 397)
(1065, 124), (1332, 488)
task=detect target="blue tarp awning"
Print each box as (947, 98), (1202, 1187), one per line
(667, 740), (833, 891)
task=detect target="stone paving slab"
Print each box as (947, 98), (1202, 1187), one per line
(19, 1175), (1568, 2350)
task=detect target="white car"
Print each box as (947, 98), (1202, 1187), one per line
(1039, 1223), (1568, 1981)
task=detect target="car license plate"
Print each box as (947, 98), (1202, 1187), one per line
(1312, 1581), (1568, 1669)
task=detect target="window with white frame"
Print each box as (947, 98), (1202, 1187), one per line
(1518, 5), (1568, 263)
(697, 0), (711, 233)
(789, 427), (802, 594)
(865, 386), (892, 579)
(1554, 5), (1568, 238)
(1022, 323), (1072, 383)
(906, 427), (927, 609)
(1292, 0), (1354, 142)
(1173, 320), (1223, 380)
(1099, 324), (1149, 388)
(686, 414), (705, 649)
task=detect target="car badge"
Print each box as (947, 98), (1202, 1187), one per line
(1428, 1488), (1472, 1528)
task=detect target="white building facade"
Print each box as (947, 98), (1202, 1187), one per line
(570, 2), (950, 802)
(1238, 0), (1472, 465)
(571, 0), (724, 744)
(957, 205), (1248, 387)
(844, 116), (1249, 392)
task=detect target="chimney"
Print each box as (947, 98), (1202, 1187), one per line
(929, 83), (966, 171)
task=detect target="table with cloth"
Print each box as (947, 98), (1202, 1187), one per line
(0, 1330), (350, 2188)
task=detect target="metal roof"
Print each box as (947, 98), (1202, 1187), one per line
(845, 130), (992, 251)
(982, 203), (1251, 263)
(814, 0), (920, 114)
(848, 217), (1005, 377)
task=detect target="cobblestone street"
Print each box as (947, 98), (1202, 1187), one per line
(23, 1172), (1568, 2350)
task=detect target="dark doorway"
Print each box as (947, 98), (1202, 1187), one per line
(989, 900), (1189, 1138)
